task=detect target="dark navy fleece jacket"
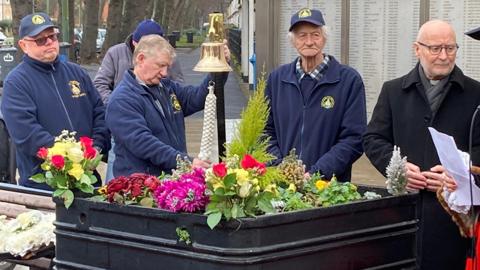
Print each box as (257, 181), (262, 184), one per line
(0, 55), (109, 189)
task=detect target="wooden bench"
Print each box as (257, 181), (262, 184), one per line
(0, 183), (55, 270)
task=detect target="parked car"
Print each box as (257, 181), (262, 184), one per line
(73, 28), (107, 61)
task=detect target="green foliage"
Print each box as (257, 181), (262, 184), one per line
(204, 170), (276, 229)
(226, 72), (275, 164)
(278, 187), (313, 211)
(317, 180), (362, 207)
(176, 227), (192, 245)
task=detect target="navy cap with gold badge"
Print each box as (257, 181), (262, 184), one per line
(19, 12), (57, 39)
(465, 26), (480, 40)
(289, 8), (326, 32)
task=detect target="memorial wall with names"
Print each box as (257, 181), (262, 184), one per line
(274, 0), (480, 120)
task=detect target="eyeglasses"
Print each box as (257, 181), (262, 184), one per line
(23, 33), (59, 46)
(417, 41), (459, 55)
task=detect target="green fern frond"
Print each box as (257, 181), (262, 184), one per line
(226, 71), (275, 163)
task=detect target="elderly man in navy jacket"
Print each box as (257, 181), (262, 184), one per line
(106, 35), (230, 177)
(265, 8), (367, 181)
(0, 13), (109, 189)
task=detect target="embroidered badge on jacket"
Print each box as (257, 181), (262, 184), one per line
(69, 80), (86, 98)
(321, 96), (335, 109)
(170, 93), (182, 112)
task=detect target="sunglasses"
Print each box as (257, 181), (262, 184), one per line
(24, 33), (59, 46)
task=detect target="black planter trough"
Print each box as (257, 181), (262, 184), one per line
(53, 187), (419, 270)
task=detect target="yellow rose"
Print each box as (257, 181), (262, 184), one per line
(67, 145), (84, 163)
(41, 163), (51, 171)
(68, 163), (84, 180)
(315, 180), (329, 191)
(238, 182), (252, 198)
(233, 169), (249, 185)
(50, 142), (68, 156)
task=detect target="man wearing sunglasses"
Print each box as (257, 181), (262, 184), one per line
(364, 20), (480, 269)
(0, 12), (110, 190)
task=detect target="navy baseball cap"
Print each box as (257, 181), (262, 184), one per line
(132, 20), (164, 42)
(19, 12), (57, 39)
(290, 8), (325, 31)
(465, 26), (480, 40)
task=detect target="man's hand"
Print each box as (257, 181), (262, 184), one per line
(405, 162), (427, 191)
(223, 39), (231, 62)
(422, 165), (457, 192)
(192, 158), (211, 169)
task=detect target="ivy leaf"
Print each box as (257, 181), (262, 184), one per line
(53, 188), (67, 197)
(30, 174), (46, 183)
(258, 195), (275, 213)
(62, 189), (74, 209)
(139, 197), (154, 207)
(223, 173), (237, 189)
(207, 212), (222, 230)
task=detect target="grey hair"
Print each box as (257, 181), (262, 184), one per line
(288, 25), (329, 45)
(132, 34), (176, 66)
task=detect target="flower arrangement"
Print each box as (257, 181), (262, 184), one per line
(88, 72), (380, 231)
(155, 168), (208, 212)
(99, 173), (160, 207)
(204, 154), (276, 229)
(0, 210), (55, 257)
(97, 168), (208, 213)
(31, 130), (102, 208)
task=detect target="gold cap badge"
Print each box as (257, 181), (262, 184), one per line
(298, 8), (312, 18)
(31, 15), (45, 25)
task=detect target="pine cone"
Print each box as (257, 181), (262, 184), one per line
(278, 149), (306, 190)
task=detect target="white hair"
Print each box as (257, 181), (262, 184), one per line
(132, 34), (176, 66)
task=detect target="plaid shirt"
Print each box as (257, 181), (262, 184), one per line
(296, 54), (330, 82)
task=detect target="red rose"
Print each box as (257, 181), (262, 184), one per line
(79, 136), (94, 148)
(257, 163), (266, 176)
(83, 146), (97, 159)
(212, 163), (227, 177)
(51, 155), (65, 169)
(36, 147), (48, 159)
(241, 154), (258, 169)
(130, 178), (144, 197)
(106, 176), (129, 201)
(144, 175), (159, 191)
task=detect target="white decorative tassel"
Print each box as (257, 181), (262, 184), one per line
(385, 146), (408, 195)
(198, 81), (216, 161)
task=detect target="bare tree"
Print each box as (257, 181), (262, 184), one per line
(101, 0), (123, 56)
(80, 0), (98, 64)
(11, 1), (33, 60)
(119, 0), (152, 40)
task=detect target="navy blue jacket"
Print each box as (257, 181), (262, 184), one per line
(106, 70), (210, 177)
(0, 55), (110, 189)
(265, 56), (367, 181)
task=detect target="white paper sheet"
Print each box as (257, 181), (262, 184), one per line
(428, 127), (480, 205)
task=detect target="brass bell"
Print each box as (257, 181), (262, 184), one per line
(194, 13), (232, 72)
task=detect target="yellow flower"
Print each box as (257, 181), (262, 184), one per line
(238, 182), (252, 198)
(68, 163), (84, 180)
(233, 169), (249, 185)
(49, 142), (68, 156)
(98, 185), (107, 195)
(315, 180), (329, 191)
(67, 144), (84, 163)
(287, 183), (296, 192)
(264, 183), (279, 196)
(41, 163), (51, 171)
